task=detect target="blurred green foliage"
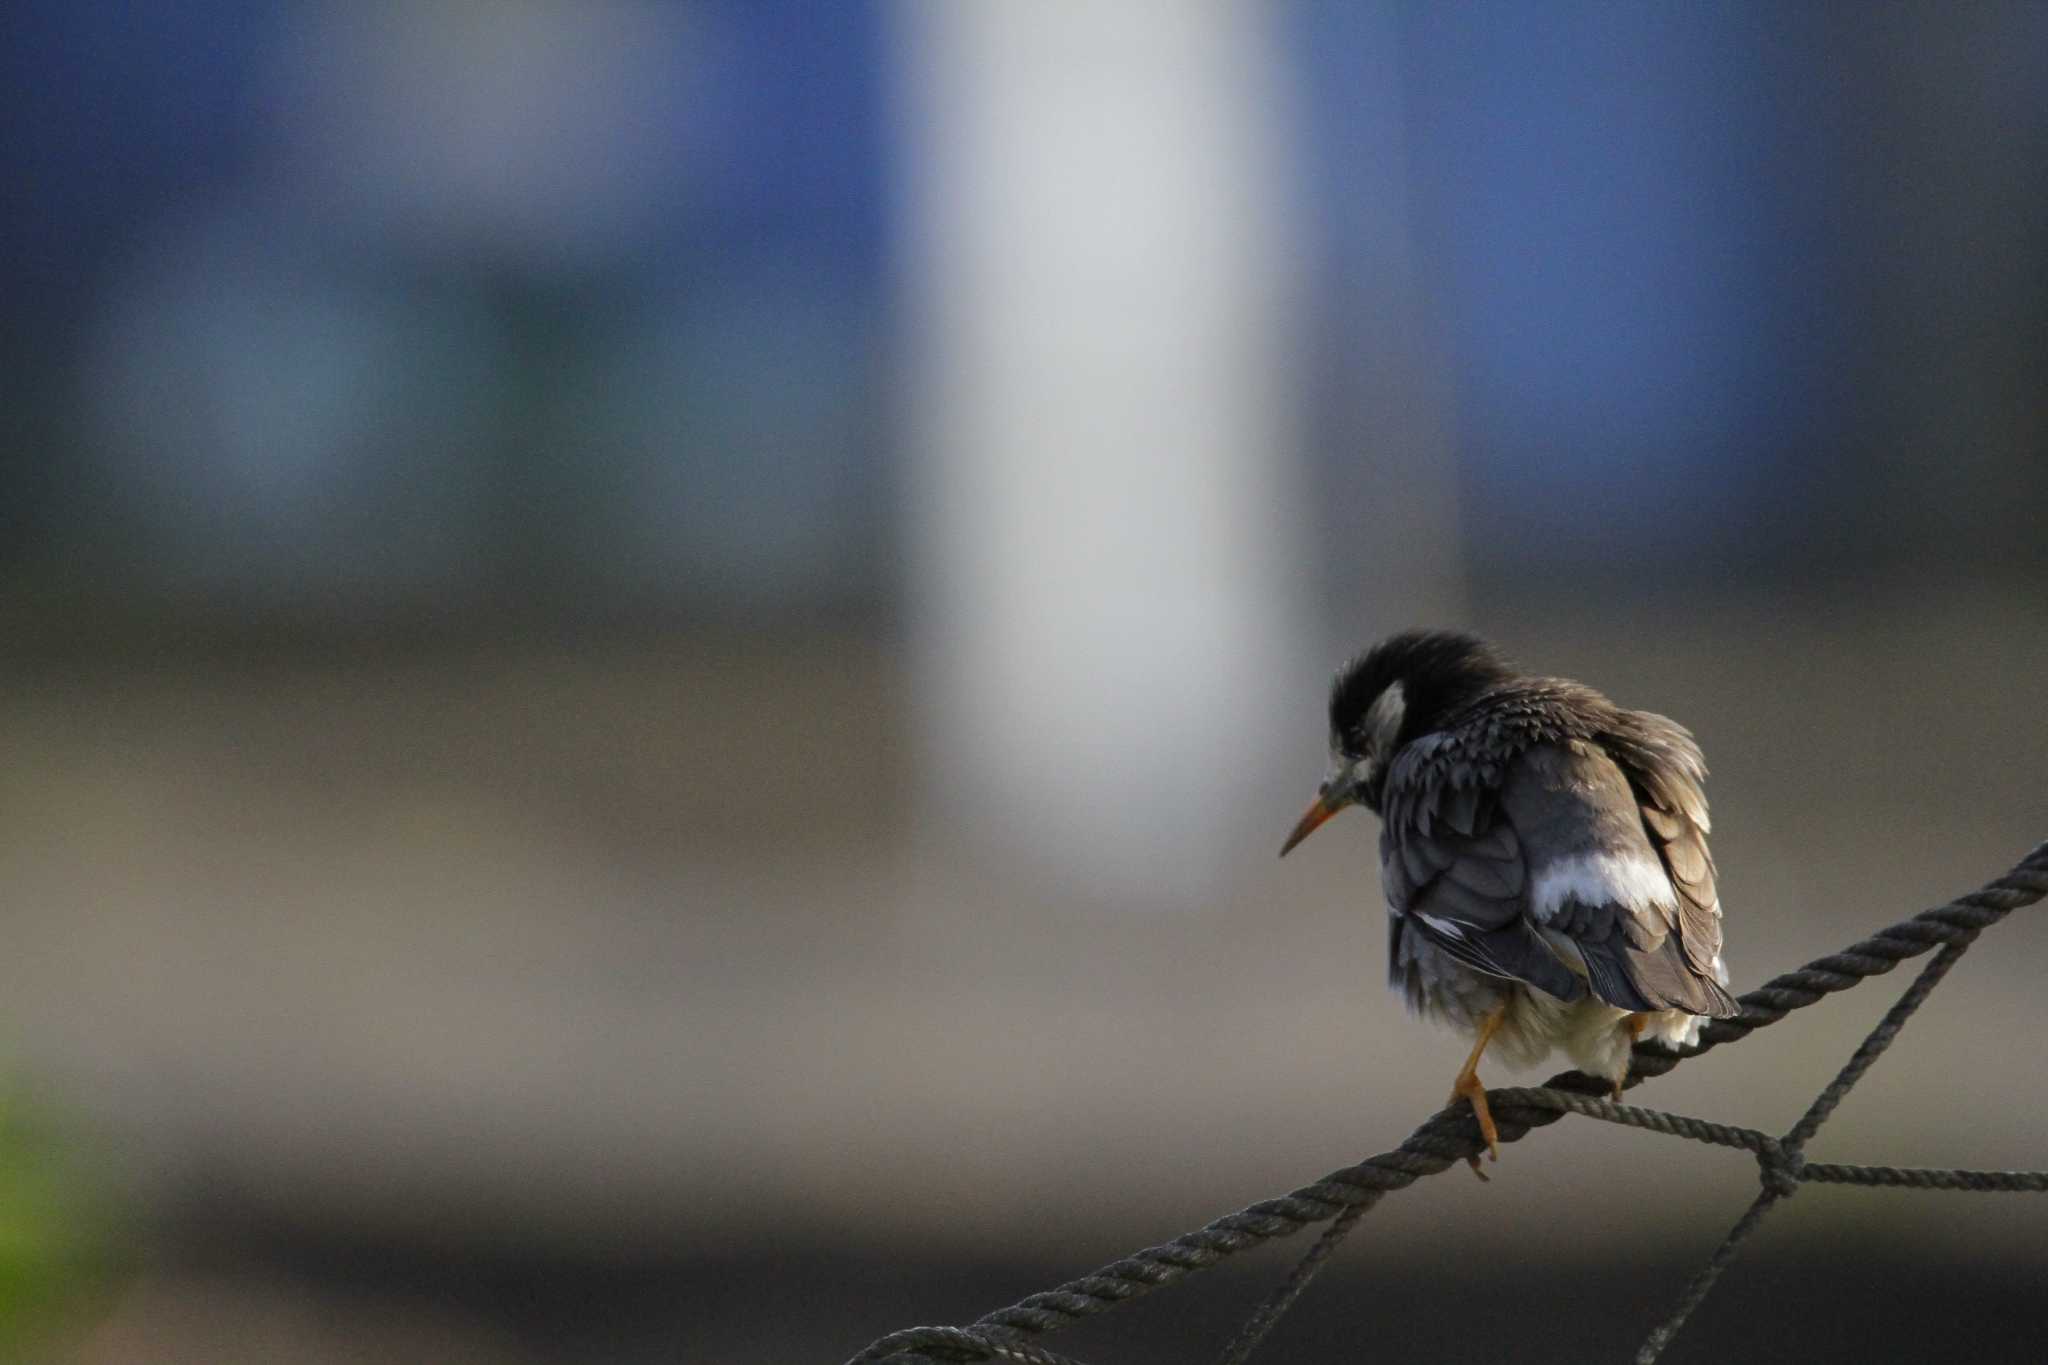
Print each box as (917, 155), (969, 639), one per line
(0, 1081), (123, 1358)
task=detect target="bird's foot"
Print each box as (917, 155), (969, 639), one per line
(1447, 1003), (1507, 1177)
(1615, 1013), (1649, 1099)
(1448, 1070), (1501, 1173)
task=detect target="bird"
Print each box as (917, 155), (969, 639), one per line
(1279, 629), (1738, 1166)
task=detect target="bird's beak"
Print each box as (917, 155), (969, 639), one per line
(1279, 788), (1353, 857)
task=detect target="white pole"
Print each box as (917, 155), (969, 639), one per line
(894, 1), (1307, 906)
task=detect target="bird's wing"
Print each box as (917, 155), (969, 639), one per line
(1379, 735), (1587, 1003)
(1497, 740), (1738, 1018)
(1600, 711), (1735, 1010)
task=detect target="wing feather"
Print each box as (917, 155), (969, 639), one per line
(1376, 689), (1736, 1022)
(1600, 711), (1733, 1004)
(1498, 740), (1738, 1017)
(1380, 739), (1583, 1002)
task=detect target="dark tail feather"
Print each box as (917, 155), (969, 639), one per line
(1582, 933), (1738, 1017)
(1413, 917), (1589, 1005)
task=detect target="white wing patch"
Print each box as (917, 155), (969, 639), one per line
(1531, 852), (1674, 918)
(1416, 911), (1468, 941)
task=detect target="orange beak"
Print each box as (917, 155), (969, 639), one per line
(1278, 790), (1351, 857)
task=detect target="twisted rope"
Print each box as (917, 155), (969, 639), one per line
(1213, 1198), (1368, 1365)
(846, 839), (2048, 1365)
(1799, 1164), (2048, 1192)
(847, 1326), (1101, 1365)
(1628, 1188), (1777, 1365)
(1501, 1092), (2048, 1194)
(1631, 932), (1977, 1361)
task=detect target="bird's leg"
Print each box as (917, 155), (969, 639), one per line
(1448, 1003), (1508, 1172)
(1614, 1013), (1650, 1100)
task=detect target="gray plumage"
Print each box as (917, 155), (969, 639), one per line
(1290, 630), (1738, 1087)
(1381, 687), (1735, 1019)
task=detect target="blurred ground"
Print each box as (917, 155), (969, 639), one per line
(3, 584), (2042, 1362)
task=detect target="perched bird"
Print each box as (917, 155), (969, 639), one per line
(1280, 629), (1737, 1163)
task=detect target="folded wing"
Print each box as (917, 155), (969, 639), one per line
(1379, 739), (1587, 1004)
(1499, 740), (1737, 1017)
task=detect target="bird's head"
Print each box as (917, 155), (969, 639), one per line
(1279, 629), (1513, 855)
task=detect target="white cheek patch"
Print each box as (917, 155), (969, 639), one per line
(1365, 682), (1405, 757)
(1531, 852), (1675, 918)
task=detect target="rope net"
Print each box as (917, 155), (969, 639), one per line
(846, 838), (2048, 1365)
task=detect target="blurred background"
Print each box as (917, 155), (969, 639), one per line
(2, 2), (2045, 1361)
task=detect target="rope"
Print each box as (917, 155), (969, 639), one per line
(1630, 1188), (1780, 1365)
(1501, 1093), (2048, 1195)
(1490, 1090), (1777, 1156)
(1631, 936), (1974, 1361)
(846, 1326), (1104, 1365)
(1799, 1164), (2048, 1192)
(844, 838), (2048, 1365)
(1213, 1199), (1368, 1365)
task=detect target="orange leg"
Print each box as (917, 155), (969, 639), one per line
(1448, 1003), (1508, 1171)
(1615, 1013), (1650, 1100)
